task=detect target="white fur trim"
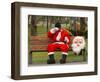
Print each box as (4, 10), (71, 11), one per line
(56, 32), (61, 41)
(64, 37), (69, 43)
(50, 29), (55, 34)
(53, 42), (64, 44)
(50, 27), (59, 34)
(48, 52), (54, 55)
(62, 52), (68, 55)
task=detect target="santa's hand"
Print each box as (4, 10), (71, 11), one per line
(64, 37), (69, 44)
(50, 27), (59, 34)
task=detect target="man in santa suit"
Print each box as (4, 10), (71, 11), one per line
(47, 22), (70, 64)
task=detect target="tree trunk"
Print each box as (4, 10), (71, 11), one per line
(31, 16), (37, 36)
(80, 18), (87, 37)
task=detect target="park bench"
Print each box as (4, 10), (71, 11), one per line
(28, 36), (86, 64)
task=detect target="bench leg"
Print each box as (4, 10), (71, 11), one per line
(28, 51), (33, 64)
(83, 49), (87, 61)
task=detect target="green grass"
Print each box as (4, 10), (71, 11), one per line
(32, 51), (87, 64)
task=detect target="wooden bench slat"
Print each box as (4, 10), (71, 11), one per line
(30, 45), (47, 51)
(30, 40), (52, 45)
(30, 36), (48, 40)
(29, 36), (73, 52)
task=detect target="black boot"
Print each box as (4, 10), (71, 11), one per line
(60, 54), (67, 64)
(47, 54), (55, 64)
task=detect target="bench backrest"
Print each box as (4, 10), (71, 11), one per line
(29, 36), (74, 52)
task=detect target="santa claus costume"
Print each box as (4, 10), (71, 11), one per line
(47, 22), (70, 64)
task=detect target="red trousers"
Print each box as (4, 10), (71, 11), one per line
(47, 42), (69, 55)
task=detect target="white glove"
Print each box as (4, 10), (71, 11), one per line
(50, 27), (59, 34)
(64, 37), (69, 43)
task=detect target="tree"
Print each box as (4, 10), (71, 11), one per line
(80, 18), (87, 38)
(30, 15), (37, 36)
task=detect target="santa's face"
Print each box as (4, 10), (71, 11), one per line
(72, 36), (86, 55)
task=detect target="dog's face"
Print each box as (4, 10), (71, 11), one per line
(72, 36), (86, 54)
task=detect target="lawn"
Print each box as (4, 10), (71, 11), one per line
(32, 51), (87, 64)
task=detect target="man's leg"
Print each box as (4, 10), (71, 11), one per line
(59, 44), (69, 64)
(47, 44), (56, 64)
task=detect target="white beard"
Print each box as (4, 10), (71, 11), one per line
(72, 44), (83, 54)
(71, 36), (86, 55)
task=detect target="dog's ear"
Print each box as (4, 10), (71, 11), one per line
(81, 36), (86, 42)
(80, 36), (85, 40)
(83, 36), (85, 41)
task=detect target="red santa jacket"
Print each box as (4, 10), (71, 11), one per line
(48, 28), (70, 44)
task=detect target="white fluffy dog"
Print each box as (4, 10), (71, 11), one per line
(71, 36), (86, 55)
